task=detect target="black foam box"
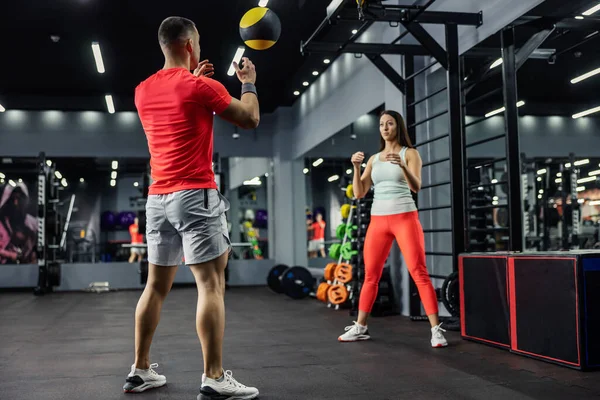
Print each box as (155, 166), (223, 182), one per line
(508, 251), (600, 370)
(459, 253), (511, 349)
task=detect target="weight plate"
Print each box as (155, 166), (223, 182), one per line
(324, 263), (337, 281)
(336, 224), (347, 240)
(341, 204), (351, 219)
(266, 264), (289, 294)
(316, 282), (330, 302)
(327, 284), (349, 305)
(441, 271), (460, 317)
(334, 263), (353, 283)
(280, 266), (315, 300)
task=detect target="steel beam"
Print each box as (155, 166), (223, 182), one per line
(403, 22), (448, 69)
(501, 27), (524, 252)
(464, 25), (555, 95)
(403, 55), (421, 318)
(516, 15), (600, 30)
(446, 23), (466, 272)
(368, 55), (406, 94)
(339, 7), (482, 26)
(465, 47), (556, 59)
(404, 56), (416, 144)
(302, 41), (430, 56)
(302, 0), (352, 52)
(515, 27), (556, 69)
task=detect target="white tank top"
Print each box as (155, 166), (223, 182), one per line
(370, 147), (417, 216)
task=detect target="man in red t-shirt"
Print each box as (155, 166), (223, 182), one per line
(123, 17), (260, 399)
(308, 213), (326, 258)
(128, 217), (146, 263)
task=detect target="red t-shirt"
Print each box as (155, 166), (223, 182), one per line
(312, 221), (325, 240)
(135, 68), (233, 195)
(129, 224), (144, 244)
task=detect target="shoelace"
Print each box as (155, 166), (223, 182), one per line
(344, 322), (362, 335)
(432, 324), (446, 338)
(147, 363), (159, 377)
(224, 370), (246, 389)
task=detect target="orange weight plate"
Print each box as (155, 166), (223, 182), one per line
(324, 263), (337, 281)
(316, 282), (330, 302)
(334, 263), (353, 283)
(327, 284), (349, 305)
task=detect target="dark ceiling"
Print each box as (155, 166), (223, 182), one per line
(2, 1), (599, 118)
(464, 0), (600, 117)
(0, 0), (332, 114)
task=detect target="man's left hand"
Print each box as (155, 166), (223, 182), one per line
(193, 60), (214, 78)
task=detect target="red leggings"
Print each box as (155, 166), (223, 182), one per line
(358, 211), (439, 316)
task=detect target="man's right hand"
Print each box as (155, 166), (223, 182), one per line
(351, 151), (365, 167)
(233, 57), (257, 85)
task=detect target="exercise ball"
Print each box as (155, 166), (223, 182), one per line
(118, 211), (136, 227)
(101, 211), (116, 230)
(254, 209), (268, 228)
(239, 7), (281, 50)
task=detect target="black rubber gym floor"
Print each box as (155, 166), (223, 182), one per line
(1, 286), (599, 400)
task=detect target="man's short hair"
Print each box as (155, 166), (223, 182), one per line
(158, 16), (196, 47)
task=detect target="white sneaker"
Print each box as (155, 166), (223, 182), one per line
(123, 363), (166, 393)
(338, 321), (370, 342)
(431, 323), (448, 348)
(199, 370), (259, 400)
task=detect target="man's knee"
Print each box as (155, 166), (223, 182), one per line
(147, 279), (172, 298)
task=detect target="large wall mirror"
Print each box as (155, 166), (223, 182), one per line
(0, 154), (275, 266)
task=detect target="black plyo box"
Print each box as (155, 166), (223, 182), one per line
(509, 251), (600, 370)
(459, 253), (511, 349)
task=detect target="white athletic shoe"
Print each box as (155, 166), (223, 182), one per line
(338, 321), (370, 342)
(123, 363), (167, 393)
(431, 323), (448, 348)
(198, 370), (259, 400)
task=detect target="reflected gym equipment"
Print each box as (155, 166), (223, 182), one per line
(35, 152), (69, 296)
(525, 154), (585, 252)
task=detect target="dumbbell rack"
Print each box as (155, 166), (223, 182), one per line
(325, 200), (357, 310)
(349, 197), (369, 316)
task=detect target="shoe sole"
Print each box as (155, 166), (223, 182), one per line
(123, 380), (167, 393)
(338, 335), (371, 342)
(431, 343), (448, 348)
(197, 392), (259, 400)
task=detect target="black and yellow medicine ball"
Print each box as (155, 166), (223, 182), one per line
(239, 7), (281, 51)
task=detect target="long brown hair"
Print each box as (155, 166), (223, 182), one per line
(379, 110), (413, 151)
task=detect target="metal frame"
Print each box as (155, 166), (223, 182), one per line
(300, 0), (483, 318)
(301, 0), (483, 99)
(500, 27), (524, 252)
(463, 23), (555, 96)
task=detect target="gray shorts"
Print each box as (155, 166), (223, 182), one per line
(145, 188), (231, 266)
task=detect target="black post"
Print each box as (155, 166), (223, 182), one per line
(542, 164), (551, 251)
(446, 23), (466, 271)
(405, 56), (416, 145)
(569, 153), (580, 249)
(501, 27), (524, 252)
(34, 152), (48, 296)
(403, 55), (420, 318)
(560, 162), (568, 250)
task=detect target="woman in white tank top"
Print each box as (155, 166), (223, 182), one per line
(337, 110), (448, 348)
